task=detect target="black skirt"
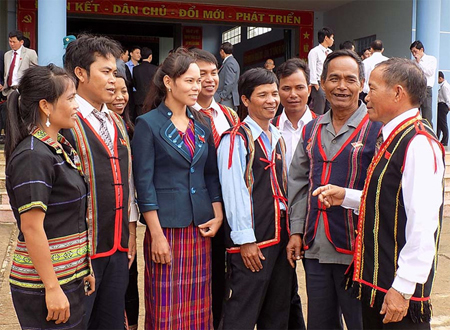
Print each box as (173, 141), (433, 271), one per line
(11, 279), (86, 329)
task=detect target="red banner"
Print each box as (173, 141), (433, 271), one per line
(17, 0), (37, 49)
(182, 26), (203, 49)
(64, 1), (313, 27)
(299, 27), (314, 60)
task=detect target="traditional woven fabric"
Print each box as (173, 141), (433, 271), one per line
(143, 224), (213, 330)
(200, 108), (221, 147)
(178, 119), (196, 159)
(92, 109), (114, 155)
(374, 132), (383, 155)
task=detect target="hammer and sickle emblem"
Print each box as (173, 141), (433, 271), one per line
(22, 15), (32, 23)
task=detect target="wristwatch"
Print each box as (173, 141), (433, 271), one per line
(392, 287), (413, 300)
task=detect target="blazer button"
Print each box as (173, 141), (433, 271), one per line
(191, 167), (195, 173)
(191, 187), (196, 194)
(168, 111), (172, 116)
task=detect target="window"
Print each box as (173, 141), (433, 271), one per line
(247, 27), (272, 39)
(222, 26), (241, 45)
(354, 35), (376, 54)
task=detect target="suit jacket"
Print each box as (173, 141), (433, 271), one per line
(3, 47), (38, 97)
(215, 55), (240, 106)
(132, 102), (222, 228)
(133, 61), (158, 106)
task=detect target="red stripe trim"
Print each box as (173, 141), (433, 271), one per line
(354, 278), (431, 302)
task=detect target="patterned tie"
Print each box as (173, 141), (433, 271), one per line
(200, 108), (221, 148)
(375, 133), (384, 155)
(7, 51), (17, 87)
(92, 109), (114, 155)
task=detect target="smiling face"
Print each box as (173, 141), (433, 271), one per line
(279, 69), (311, 116)
(130, 48), (141, 62)
(165, 63), (201, 107)
(321, 55), (363, 113)
(106, 77), (129, 115)
(46, 80), (79, 130)
(76, 54), (117, 111)
(197, 60), (219, 101)
(242, 83), (280, 126)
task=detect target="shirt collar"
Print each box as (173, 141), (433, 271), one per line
(278, 106), (313, 130)
(75, 94), (111, 118)
(192, 98), (221, 116)
(243, 115), (282, 146)
(222, 54), (232, 64)
(381, 108), (419, 141)
(318, 101), (367, 128)
(318, 44), (328, 53)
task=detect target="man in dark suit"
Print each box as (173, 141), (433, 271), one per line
(0, 49), (5, 141)
(214, 42), (240, 110)
(133, 47), (157, 117)
(2, 30), (38, 98)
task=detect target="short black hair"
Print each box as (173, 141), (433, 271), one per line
(239, 68), (278, 100)
(339, 41), (354, 50)
(370, 40), (383, 51)
(410, 40), (424, 51)
(220, 42), (233, 55)
(64, 34), (121, 87)
(190, 48), (219, 68)
(129, 45), (141, 53)
(8, 30), (24, 41)
(321, 49), (364, 83)
(141, 47), (153, 59)
(439, 71), (444, 79)
(376, 57), (426, 106)
(318, 27), (334, 44)
(276, 58), (310, 85)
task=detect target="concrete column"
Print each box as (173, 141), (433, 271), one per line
(38, 0), (66, 67)
(415, 0), (441, 129)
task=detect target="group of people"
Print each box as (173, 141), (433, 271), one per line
(2, 30), (444, 330)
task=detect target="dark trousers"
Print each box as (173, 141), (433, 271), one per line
(310, 85), (330, 115)
(211, 225), (226, 329)
(85, 252), (129, 330)
(437, 102), (449, 146)
(125, 255), (139, 327)
(222, 225), (292, 329)
(420, 87), (433, 126)
(362, 303), (430, 330)
(303, 259), (363, 330)
(289, 265), (306, 330)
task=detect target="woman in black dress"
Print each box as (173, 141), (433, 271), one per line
(5, 64), (95, 329)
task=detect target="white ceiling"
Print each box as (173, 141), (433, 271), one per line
(162, 0), (354, 12)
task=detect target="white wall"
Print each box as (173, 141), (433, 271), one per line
(323, 0), (413, 58)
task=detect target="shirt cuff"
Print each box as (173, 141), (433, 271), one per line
(289, 218), (305, 235)
(392, 275), (416, 295)
(230, 228), (257, 245)
(342, 188), (362, 213)
(129, 202), (139, 223)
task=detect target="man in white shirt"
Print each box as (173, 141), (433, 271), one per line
(410, 40), (437, 126)
(63, 34), (139, 330)
(362, 40), (388, 96)
(308, 27), (334, 115)
(437, 71), (450, 146)
(314, 58), (444, 329)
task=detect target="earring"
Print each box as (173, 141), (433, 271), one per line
(168, 88), (172, 92)
(46, 115), (51, 128)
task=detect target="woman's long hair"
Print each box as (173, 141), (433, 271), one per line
(114, 73), (135, 138)
(5, 64), (74, 163)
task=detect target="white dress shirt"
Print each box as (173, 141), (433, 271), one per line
(277, 107), (314, 168)
(362, 52), (389, 93)
(10, 46), (23, 87)
(342, 108), (444, 294)
(76, 95), (139, 222)
(418, 54), (437, 87)
(308, 44), (331, 85)
(192, 98), (232, 136)
(438, 79), (450, 108)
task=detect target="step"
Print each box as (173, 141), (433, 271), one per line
(0, 205), (14, 223)
(1, 190), (9, 206)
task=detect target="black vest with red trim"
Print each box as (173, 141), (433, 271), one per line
(351, 115), (443, 323)
(218, 103), (240, 128)
(62, 114), (130, 259)
(222, 123), (289, 253)
(302, 114), (381, 254)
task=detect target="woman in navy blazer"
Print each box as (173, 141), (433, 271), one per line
(132, 48), (223, 329)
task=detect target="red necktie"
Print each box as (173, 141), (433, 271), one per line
(200, 108), (221, 148)
(7, 51), (17, 87)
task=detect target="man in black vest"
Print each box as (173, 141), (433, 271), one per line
(64, 34), (139, 330)
(218, 68), (292, 329)
(314, 58), (444, 329)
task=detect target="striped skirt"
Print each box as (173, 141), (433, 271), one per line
(144, 223), (213, 330)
